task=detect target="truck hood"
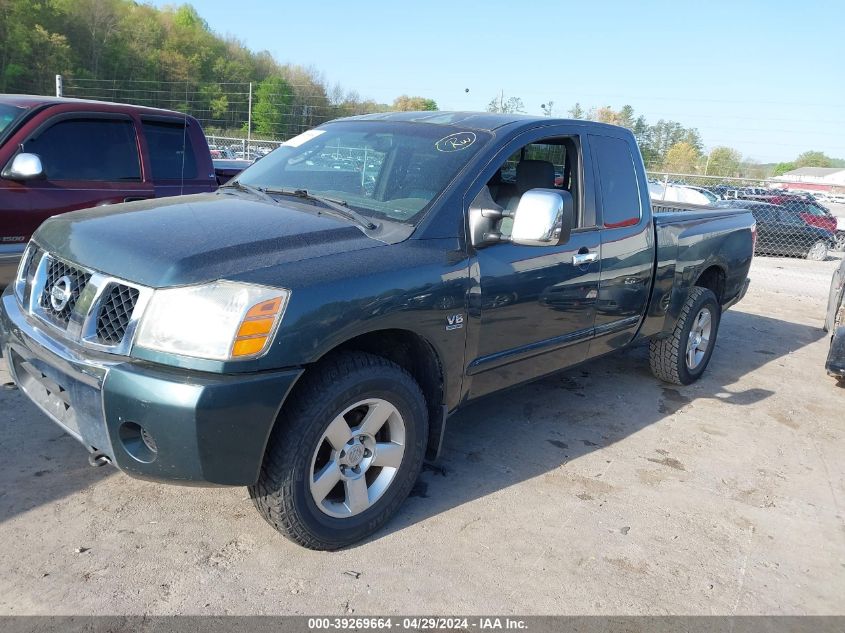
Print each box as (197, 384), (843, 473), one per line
(33, 192), (386, 287)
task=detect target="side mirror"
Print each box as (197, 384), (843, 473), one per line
(511, 189), (573, 246)
(2, 153), (45, 181)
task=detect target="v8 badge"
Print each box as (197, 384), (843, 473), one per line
(446, 313), (464, 331)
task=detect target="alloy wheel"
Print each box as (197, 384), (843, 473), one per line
(309, 398), (406, 518)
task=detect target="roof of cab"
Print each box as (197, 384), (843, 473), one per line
(337, 110), (624, 132)
(0, 94), (190, 118)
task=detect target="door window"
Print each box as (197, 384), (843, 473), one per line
(25, 118), (140, 181)
(590, 135), (642, 228)
(481, 136), (581, 236)
(142, 120), (198, 180)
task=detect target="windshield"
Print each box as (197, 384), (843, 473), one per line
(238, 121), (490, 226)
(795, 202), (826, 216)
(0, 102), (27, 142)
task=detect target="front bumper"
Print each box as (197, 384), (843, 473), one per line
(0, 288), (303, 486)
(0, 244), (25, 289)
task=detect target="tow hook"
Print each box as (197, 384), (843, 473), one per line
(88, 451), (111, 468)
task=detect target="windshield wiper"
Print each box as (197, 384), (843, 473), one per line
(219, 180), (277, 205)
(264, 188), (378, 230)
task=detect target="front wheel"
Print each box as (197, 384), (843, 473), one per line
(250, 352), (428, 550)
(649, 286), (722, 385)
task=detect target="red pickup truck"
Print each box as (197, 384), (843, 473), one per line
(0, 95), (219, 285)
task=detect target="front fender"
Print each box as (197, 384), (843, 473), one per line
(255, 238), (472, 411)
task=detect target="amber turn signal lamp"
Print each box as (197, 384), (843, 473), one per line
(231, 295), (287, 358)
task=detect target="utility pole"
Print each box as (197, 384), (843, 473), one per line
(55, 75), (63, 97)
(246, 81), (253, 160)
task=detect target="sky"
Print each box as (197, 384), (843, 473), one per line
(150, 0), (845, 163)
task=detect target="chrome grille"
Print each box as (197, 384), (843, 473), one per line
(95, 283), (140, 344)
(20, 247), (152, 355)
(39, 258), (91, 327)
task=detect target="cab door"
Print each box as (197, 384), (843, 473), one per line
(587, 133), (654, 358)
(17, 111), (153, 236)
(465, 127), (602, 399)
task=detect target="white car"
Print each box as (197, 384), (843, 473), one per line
(649, 182), (714, 206)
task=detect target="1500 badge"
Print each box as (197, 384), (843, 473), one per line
(446, 313), (464, 331)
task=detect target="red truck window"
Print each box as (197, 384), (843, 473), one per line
(591, 135), (642, 229)
(142, 121), (197, 180)
(25, 118), (140, 182)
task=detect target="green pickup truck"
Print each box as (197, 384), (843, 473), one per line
(1, 112), (754, 549)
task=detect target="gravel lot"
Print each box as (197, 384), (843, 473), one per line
(1, 254), (843, 616)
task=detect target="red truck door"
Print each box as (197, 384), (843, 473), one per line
(10, 111), (154, 242)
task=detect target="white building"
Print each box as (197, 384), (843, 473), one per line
(770, 167), (845, 192)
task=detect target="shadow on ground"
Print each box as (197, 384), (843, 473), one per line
(375, 309), (826, 542)
(0, 309), (826, 532)
(0, 383), (113, 525)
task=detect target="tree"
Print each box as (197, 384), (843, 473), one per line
(705, 147), (742, 177)
(568, 103), (585, 119)
(541, 101), (554, 116)
(663, 141), (701, 174)
(487, 94), (524, 114)
(617, 105), (636, 130)
(772, 162), (796, 177)
(248, 75), (294, 137)
(392, 95), (438, 111)
(794, 151), (832, 168)
(640, 119), (703, 168)
(595, 106), (621, 125)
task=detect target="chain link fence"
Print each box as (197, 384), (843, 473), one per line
(648, 171), (845, 260)
(204, 135), (284, 161)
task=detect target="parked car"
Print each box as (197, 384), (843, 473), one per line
(209, 148), (236, 159)
(679, 185), (720, 204)
(739, 193), (838, 233)
(0, 113), (755, 549)
(712, 186), (771, 200)
(718, 200), (834, 260)
(213, 158), (253, 185)
(648, 182), (713, 206)
(824, 258), (845, 382)
(0, 95), (221, 287)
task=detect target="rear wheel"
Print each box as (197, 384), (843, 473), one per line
(250, 352), (428, 550)
(806, 241), (828, 261)
(650, 287), (721, 385)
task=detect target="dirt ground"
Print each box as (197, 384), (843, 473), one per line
(1, 254), (843, 616)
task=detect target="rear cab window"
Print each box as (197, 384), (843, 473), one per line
(24, 117), (140, 181)
(142, 119), (197, 180)
(590, 135), (643, 228)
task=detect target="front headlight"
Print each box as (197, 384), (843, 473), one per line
(134, 281), (290, 361)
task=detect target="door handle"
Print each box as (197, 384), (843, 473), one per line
(572, 252), (598, 265)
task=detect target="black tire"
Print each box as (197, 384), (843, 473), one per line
(649, 286), (721, 385)
(806, 240), (828, 261)
(249, 351), (428, 550)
